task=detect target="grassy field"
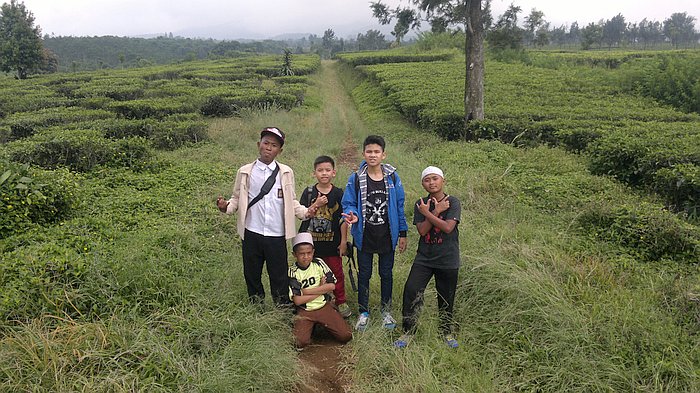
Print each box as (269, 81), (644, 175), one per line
(337, 60), (699, 392)
(1, 52), (699, 392)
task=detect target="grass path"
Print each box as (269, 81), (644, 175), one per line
(293, 60), (363, 392)
(209, 60), (369, 392)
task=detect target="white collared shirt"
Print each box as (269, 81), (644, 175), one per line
(246, 159), (285, 236)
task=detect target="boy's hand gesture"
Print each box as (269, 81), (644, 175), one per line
(314, 195), (328, 207)
(342, 212), (358, 224)
(433, 197), (450, 215)
(416, 198), (432, 216)
(216, 196), (229, 212)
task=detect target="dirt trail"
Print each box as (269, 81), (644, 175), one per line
(294, 60), (361, 393)
(317, 60), (360, 170)
(296, 331), (351, 393)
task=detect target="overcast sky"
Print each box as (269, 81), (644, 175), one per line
(24, 0), (700, 39)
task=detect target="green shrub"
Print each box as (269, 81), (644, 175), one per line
(7, 130), (152, 172)
(588, 127), (700, 214)
(109, 99), (197, 119)
(100, 118), (154, 139)
(200, 95), (234, 116)
(0, 126), (9, 143)
(150, 120), (208, 150)
(488, 48), (531, 64)
(72, 78), (146, 101)
(3, 107), (114, 140)
(0, 162), (80, 238)
(577, 201), (700, 263)
(272, 75), (308, 84)
(619, 53), (700, 114)
(111, 137), (153, 167)
(0, 243), (88, 321)
(415, 31), (466, 51)
(337, 50), (454, 66)
(653, 164), (700, 217)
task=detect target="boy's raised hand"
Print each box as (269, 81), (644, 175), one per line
(314, 195), (328, 207)
(434, 197), (450, 215)
(216, 196), (229, 212)
(416, 198), (432, 216)
(342, 212), (358, 224)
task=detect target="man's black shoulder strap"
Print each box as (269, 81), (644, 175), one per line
(247, 164), (280, 209)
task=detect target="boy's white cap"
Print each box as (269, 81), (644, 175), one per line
(421, 166), (444, 180)
(292, 232), (314, 249)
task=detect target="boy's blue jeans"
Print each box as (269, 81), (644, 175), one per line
(357, 248), (395, 314)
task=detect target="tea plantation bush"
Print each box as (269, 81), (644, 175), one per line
(0, 242), (89, 321)
(149, 119), (208, 149)
(588, 125), (700, 215)
(337, 50), (454, 66)
(341, 52), (700, 215)
(2, 107), (114, 140)
(618, 53), (700, 114)
(6, 130), (152, 172)
(1, 162), (80, 238)
(577, 201), (700, 263)
(109, 98), (198, 119)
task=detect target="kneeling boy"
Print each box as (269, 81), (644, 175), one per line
(289, 233), (353, 349)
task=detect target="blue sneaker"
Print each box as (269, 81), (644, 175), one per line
(444, 334), (459, 349)
(382, 312), (396, 330)
(355, 312), (369, 331)
(393, 334), (411, 348)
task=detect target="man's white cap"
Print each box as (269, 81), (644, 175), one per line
(260, 126), (285, 146)
(421, 166), (444, 180)
(292, 232), (314, 249)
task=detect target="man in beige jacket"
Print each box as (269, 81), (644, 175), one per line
(217, 127), (320, 305)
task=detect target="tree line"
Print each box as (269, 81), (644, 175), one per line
(370, 0), (698, 50)
(486, 4), (698, 50)
(0, 0), (392, 77)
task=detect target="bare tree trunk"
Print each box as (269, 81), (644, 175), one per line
(464, 0), (484, 137)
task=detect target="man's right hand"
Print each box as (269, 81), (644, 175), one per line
(216, 196), (229, 212)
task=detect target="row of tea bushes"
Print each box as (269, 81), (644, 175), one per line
(0, 54), (320, 241)
(338, 53), (700, 217)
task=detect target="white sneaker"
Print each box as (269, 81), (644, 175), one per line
(382, 312), (396, 330)
(355, 312), (369, 331)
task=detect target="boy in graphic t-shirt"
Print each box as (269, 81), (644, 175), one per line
(394, 166), (461, 349)
(299, 155), (351, 317)
(342, 135), (408, 332)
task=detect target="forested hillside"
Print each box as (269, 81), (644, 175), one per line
(43, 36), (298, 71)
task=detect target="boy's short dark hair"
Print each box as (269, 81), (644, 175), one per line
(363, 135), (385, 151)
(314, 155), (335, 169)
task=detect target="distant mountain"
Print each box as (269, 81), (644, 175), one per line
(168, 20), (396, 41)
(174, 23), (266, 40)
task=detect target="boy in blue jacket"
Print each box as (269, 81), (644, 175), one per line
(342, 135), (408, 331)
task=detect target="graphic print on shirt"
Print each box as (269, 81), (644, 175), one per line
(308, 198), (340, 242)
(423, 201), (445, 245)
(365, 188), (388, 226)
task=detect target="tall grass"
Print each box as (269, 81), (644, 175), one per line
(338, 61), (699, 392)
(1, 58), (697, 392)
